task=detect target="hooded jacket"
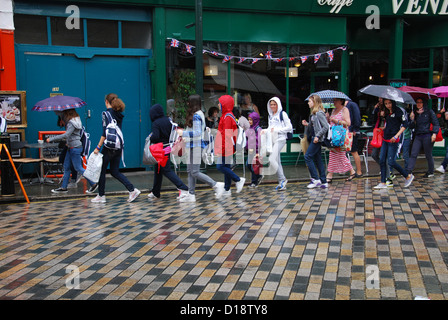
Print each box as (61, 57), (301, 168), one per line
(267, 97), (293, 141)
(246, 111), (261, 152)
(410, 101), (440, 136)
(150, 104), (172, 145)
(215, 95), (237, 157)
(49, 116), (83, 148)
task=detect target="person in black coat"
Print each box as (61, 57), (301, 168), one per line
(148, 103), (189, 200)
(406, 97), (440, 177)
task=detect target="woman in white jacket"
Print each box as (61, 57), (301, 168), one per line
(261, 97), (293, 191)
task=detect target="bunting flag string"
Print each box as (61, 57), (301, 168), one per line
(168, 37), (347, 65)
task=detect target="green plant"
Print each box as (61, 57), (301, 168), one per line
(173, 69), (196, 127)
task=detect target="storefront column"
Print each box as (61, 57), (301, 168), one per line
(152, 7), (167, 108)
(389, 18), (404, 79)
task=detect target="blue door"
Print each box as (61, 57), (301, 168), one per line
(17, 50), (150, 168)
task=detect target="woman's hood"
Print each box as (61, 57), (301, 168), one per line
(248, 111), (260, 128)
(218, 95), (234, 114)
(267, 97), (283, 117)
(150, 104), (165, 122)
(69, 116), (82, 129)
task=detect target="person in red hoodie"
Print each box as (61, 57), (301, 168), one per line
(215, 95), (245, 195)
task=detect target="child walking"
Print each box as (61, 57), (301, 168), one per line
(246, 111), (263, 187)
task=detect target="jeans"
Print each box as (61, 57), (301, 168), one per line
(151, 156), (188, 198)
(216, 156), (241, 191)
(407, 134), (434, 174)
(304, 141), (327, 183)
(61, 147), (94, 189)
(99, 147), (134, 197)
(187, 148), (216, 194)
(246, 152), (262, 184)
(379, 141), (408, 183)
(401, 137), (411, 172)
(442, 144), (448, 169)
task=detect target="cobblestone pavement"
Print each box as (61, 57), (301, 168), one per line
(1, 174), (448, 301)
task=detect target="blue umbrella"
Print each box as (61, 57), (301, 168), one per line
(305, 90), (352, 103)
(32, 95), (87, 112)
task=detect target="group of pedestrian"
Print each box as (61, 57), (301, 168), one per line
(46, 89), (447, 203)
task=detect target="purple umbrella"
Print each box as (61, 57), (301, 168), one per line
(434, 86), (448, 98)
(32, 95), (87, 112)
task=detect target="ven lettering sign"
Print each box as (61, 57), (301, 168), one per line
(392, 0), (448, 15)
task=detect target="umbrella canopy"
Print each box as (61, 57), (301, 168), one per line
(434, 86), (448, 98)
(32, 95), (87, 112)
(358, 85), (416, 104)
(398, 86), (437, 100)
(305, 90), (351, 103)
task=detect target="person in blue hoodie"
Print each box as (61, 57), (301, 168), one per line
(147, 103), (189, 201)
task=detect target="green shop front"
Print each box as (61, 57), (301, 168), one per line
(12, 0), (448, 168)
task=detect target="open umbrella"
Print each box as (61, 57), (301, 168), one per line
(305, 90), (351, 103)
(434, 86), (448, 98)
(358, 85), (416, 104)
(32, 95), (87, 112)
(398, 86), (437, 100)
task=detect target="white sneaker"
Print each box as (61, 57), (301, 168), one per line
(148, 192), (160, 201)
(307, 179), (321, 189)
(373, 183), (387, 189)
(320, 183), (328, 189)
(128, 188), (141, 203)
(91, 195), (106, 203)
(213, 182), (225, 198)
(436, 165), (445, 174)
(222, 189), (231, 196)
(179, 193), (196, 203)
(235, 178), (245, 193)
(404, 174), (414, 188)
(276, 179), (288, 191)
(177, 190), (189, 200)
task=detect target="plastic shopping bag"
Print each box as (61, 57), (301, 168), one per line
(83, 152), (103, 183)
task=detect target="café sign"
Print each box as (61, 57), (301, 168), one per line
(317, 0), (448, 14)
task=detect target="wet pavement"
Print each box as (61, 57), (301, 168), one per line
(1, 157), (448, 301)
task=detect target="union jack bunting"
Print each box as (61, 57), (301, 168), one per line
(265, 51), (272, 59)
(237, 57), (246, 64)
(210, 51), (219, 56)
(222, 55), (233, 63)
(274, 58), (283, 63)
(289, 57), (296, 61)
(186, 45), (193, 54)
(327, 50), (334, 62)
(314, 54), (321, 64)
(301, 56), (308, 63)
(170, 38), (179, 48)
(251, 58), (259, 64)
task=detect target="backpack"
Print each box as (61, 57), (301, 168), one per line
(0, 116), (6, 133)
(224, 113), (247, 151)
(202, 127), (215, 165)
(79, 126), (91, 158)
(103, 111), (124, 150)
(103, 110), (126, 166)
(279, 111), (293, 140)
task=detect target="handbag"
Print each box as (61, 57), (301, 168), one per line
(330, 125), (346, 147)
(83, 152), (103, 183)
(370, 128), (383, 148)
(301, 134), (310, 155)
(252, 155), (263, 175)
(430, 124), (443, 142)
(343, 131), (353, 152)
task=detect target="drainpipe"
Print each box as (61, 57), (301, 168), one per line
(195, 0), (203, 98)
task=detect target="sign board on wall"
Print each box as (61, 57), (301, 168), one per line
(389, 79), (409, 88)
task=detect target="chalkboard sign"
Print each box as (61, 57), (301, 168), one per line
(38, 131), (65, 177)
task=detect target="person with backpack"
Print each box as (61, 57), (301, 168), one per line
(302, 94), (329, 189)
(246, 111), (263, 187)
(91, 93), (141, 203)
(262, 97), (293, 191)
(214, 95), (245, 195)
(46, 109), (96, 194)
(147, 103), (189, 201)
(176, 94), (224, 202)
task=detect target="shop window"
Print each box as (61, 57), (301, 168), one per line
(87, 19), (118, 48)
(50, 16), (84, 47)
(14, 14), (48, 45)
(403, 49), (429, 70)
(434, 48), (448, 86)
(122, 21), (152, 49)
